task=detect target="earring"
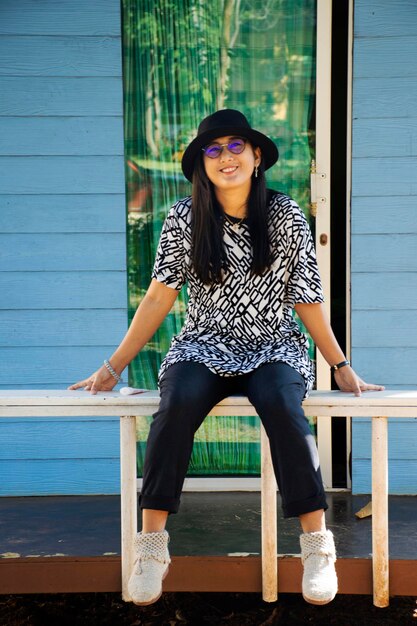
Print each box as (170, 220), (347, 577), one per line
(255, 165), (259, 178)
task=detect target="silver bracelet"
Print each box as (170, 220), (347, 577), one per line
(103, 359), (123, 383)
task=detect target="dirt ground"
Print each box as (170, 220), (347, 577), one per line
(0, 592), (416, 625)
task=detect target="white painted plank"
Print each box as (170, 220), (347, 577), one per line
(7, 403), (415, 418)
(0, 77), (123, 115)
(260, 424), (277, 602)
(180, 477), (262, 491)
(372, 416), (389, 607)
(0, 118), (124, 157)
(0, 309), (127, 346)
(0, 36), (122, 76)
(0, 271), (127, 309)
(0, 156), (124, 194)
(1, 389), (417, 410)
(0, 383), (85, 391)
(120, 416), (137, 601)
(0, 233), (126, 271)
(0, 0), (121, 36)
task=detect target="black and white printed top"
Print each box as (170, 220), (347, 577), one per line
(151, 191), (324, 397)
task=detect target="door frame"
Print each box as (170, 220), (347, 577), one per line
(135, 0), (353, 493)
(316, 0), (353, 489)
(315, 0), (333, 489)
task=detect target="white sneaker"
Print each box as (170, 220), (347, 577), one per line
(300, 529), (338, 605)
(128, 530), (170, 605)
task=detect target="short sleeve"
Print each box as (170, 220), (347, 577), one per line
(151, 207), (186, 290)
(284, 201), (324, 307)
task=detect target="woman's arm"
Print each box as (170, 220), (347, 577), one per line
(68, 279), (180, 394)
(108, 279), (180, 373)
(294, 302), (384, 396)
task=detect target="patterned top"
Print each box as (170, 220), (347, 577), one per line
(151, 192), (324, 397)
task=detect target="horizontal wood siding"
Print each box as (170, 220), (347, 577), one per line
(351, 0), (417, 493)
(352, 460), (417, 495)
(0, 311), (127, 347)
(0, 421), (120, 459)
(0, 234), (126, 271)
(0, 272), (126, 309)
(0, 195), (126, 233)
(0, 157), (124, 194)
(0, 0), (122, 36)
(0, 77), (124, 116)
(3, 347), (126, 385)
(0, 0), (126, 495)
(0, 36), (123, 76)
(1, 460), (121, 496)
(0, 118), (125, 156)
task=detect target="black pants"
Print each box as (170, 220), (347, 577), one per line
(139, 361), (328, 518)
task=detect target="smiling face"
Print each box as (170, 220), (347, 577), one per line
(202, 135), (261, 195)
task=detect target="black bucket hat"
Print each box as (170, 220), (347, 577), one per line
(181, 109), (279, 182)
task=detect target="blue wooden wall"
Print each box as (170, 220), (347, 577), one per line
(351, 0), (417, 493)
(2, 0), (416, 497)
(0, 0), (127, 495)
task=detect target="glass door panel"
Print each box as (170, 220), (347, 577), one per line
(122, 0), (318, 477)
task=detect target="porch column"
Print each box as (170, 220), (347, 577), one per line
(261, 424), (278, 602)
(372, 415), (389, 607)
(120, 415), (138, 602)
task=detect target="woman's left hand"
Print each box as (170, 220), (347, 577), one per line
(333, 366), (385, 397)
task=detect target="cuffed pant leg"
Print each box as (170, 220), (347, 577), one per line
(246, 362), (328, 518)
(139, 361), (229, 514)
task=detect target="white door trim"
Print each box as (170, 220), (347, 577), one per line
(174, 0), (339, 492)
(136, 477), (350, 492)
(315, 0), (354, 490)
(345, 0), (354, 489)
(315, 0), (333, 489)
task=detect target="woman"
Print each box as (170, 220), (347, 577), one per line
(69, 109), (384, 606)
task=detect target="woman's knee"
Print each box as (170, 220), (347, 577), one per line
(159, 384), (195, 413)
(247, 363), (305, 416)
(160, 362), (219, 405)
(250, 383), (304, 420)
(151, 390), (196, 437)
(154, 365), (220, 432)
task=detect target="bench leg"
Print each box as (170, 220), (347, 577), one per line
(261, 424), (278, 602)
(120, 415), (138, 602)
(372, 416), (389, 608)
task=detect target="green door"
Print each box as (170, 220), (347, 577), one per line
(122, 0), (318, 477)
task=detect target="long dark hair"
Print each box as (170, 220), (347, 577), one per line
(191, 153), (271, 284)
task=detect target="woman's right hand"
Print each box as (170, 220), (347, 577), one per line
(67, 364), (120, 395)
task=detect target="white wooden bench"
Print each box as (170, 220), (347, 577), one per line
(1, 389), (416, 607)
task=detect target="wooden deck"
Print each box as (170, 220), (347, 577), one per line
(0, 492), (416, 596)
